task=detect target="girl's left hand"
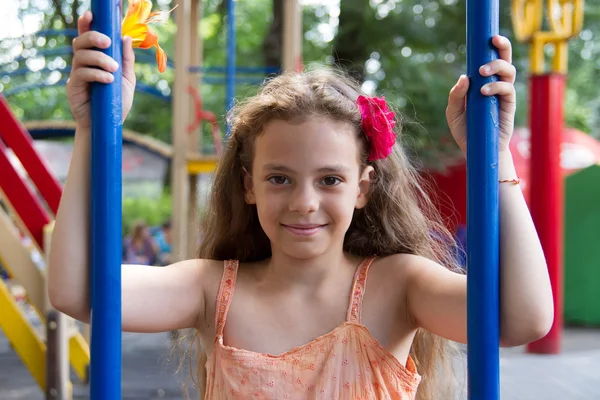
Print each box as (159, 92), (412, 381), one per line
(446, 35), (517, 154)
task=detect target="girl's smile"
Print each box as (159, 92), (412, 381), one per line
(281, 223), (328, 236)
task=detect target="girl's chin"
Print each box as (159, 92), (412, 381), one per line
(273, 241), (338, 260)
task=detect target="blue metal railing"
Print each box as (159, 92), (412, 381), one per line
(466, 0), (500, 399)
(89, 1), (123, 398)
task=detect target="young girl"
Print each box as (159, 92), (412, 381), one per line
(49, 11), (554, 400)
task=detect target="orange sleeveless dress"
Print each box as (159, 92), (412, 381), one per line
(205, 258), (421, 399)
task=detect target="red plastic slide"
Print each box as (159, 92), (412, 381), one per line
(0, 95), (63, 247)
(0, 141), (51, 248)
(0, 95), (62, 214)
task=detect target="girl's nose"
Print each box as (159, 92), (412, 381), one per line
(289, 184), (319, 214)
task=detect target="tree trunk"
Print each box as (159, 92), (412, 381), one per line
(71, 0), (80, 29)
(262, 0), (284, 68)
(332, 0), (372, 82)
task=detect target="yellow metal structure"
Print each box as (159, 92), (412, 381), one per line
(0, 279), (47, 388)
(69, 333), (90, 381)
(511, 0), (544, 41)
(0, 207), (90, 387)
(547, 0), (585, 37)
(187, 155), (218, 174)
(512, 0), (585, 74)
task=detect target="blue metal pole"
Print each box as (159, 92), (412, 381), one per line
(466, 0), (500, 399)
(89, 1), (122, 399)
(226, 0), (236, 135)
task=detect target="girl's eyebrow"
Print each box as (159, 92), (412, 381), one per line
(317, 166), (351, 174)
(263, 164), (351, 174)
(263, 164), (294, 173)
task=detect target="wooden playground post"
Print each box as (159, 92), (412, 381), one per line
(44, 222), (71, 400)
(283, 0), (302, 72)
(187, 0), (203, 257)
(172, 0), (192, 261)
(189, 0), (203, 151)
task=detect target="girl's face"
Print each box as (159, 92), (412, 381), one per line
(245, 117), (373, 260)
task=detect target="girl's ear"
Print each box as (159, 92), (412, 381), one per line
(356, 165), (374, 209)
(243, 168), (256, 204)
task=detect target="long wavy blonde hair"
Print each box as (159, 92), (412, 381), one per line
(179, 67), (465, 399)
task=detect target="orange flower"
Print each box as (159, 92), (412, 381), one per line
(122, 0), (171, 73)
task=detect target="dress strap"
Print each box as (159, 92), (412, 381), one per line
(346, 257), (377, 323)
(215, 260), (239, 337)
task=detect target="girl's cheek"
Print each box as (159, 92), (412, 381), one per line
(259, 191), (285, 212)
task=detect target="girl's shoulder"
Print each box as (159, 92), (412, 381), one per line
(374, 253), (448, 273)
(366, 253), (440, 296)
(369, 253), (464, 308)
(185, 258), (268, 289)
(371, 253), (428, 276)
(166, 258), (230, 290)
(188, 258), (232, 280)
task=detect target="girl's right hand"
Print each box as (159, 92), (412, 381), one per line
(67, 11), (136, 130)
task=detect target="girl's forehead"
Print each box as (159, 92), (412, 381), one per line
(254, 118), (361, 167)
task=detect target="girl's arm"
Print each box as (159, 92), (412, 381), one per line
(48, 127), (212, 332)
(49, 12), (214, 333)
(400, 150), (553, 346)
(496, 149), (554, 344)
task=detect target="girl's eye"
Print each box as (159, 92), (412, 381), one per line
(321, 176), (341, 186)
(268, 175), (290, 185)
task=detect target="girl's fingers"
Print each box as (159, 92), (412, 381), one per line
(449, 75), (469, 100)
(446, 75), (469, 120)
(122, 36), (136, 83)
(493, 35), (512, 64)
(479, 59), (516, 83)
(73, 49), (119, 73)
(481, 81), (516, 101)
(73, 31), (111, 52)
(77, 11), (93, 36)
(73, 67), (115, 85)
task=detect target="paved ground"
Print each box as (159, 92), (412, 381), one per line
(0, 331), (198, 400)
(1, 327), (599, 399)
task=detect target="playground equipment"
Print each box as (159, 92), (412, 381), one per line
(0, 96), (90, 397)
(512, 0), (584, 354)
(564, 164), (600, 326)
(427, 0), (587, 361)
(88, 2), (122, 397)
(465, 0), (500, 397)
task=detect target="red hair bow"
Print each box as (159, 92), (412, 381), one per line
(357, 95), (396, 161)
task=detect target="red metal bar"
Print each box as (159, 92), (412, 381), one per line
(0, 95), (62, 214)
(526, 74), (565, 354)
(186, 85), (223, 155)
(0, 140), (51, 248)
